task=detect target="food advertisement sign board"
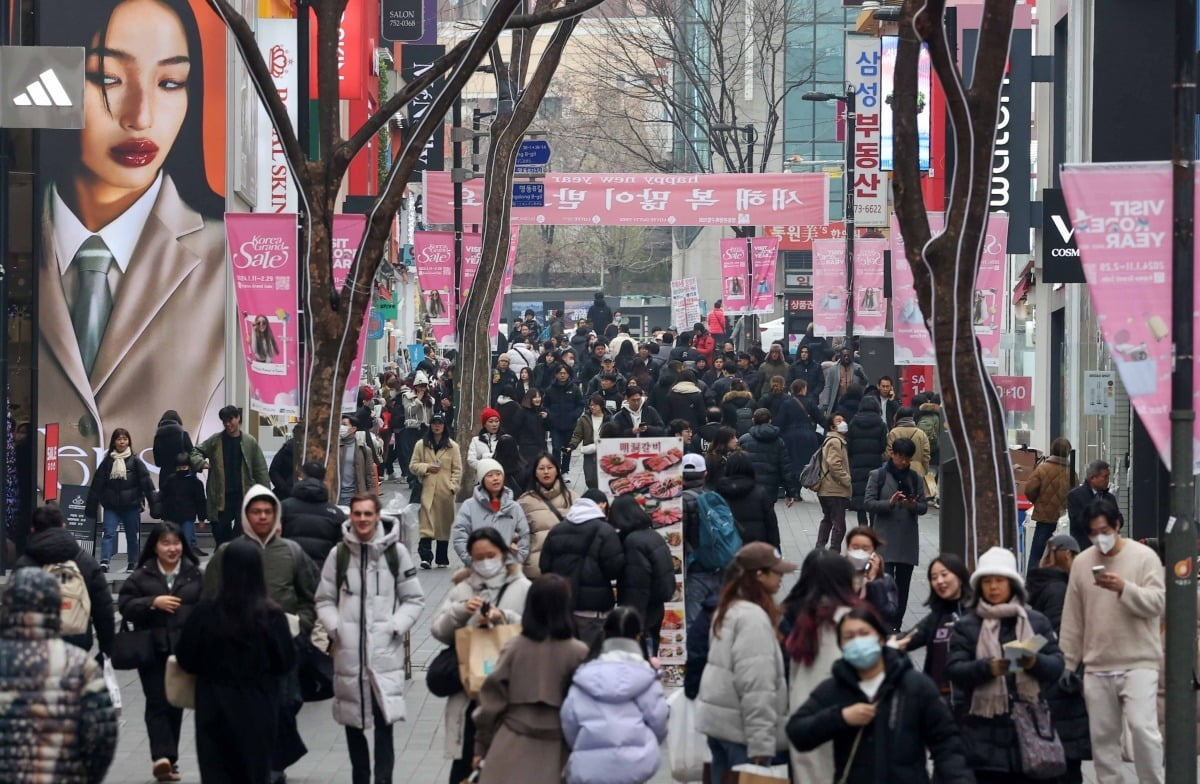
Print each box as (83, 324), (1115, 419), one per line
(597, 437), (686, 683)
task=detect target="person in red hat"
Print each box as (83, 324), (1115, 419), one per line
(469, 408), (503, 484)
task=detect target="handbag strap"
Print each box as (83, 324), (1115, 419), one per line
(837, 727), (866, 784)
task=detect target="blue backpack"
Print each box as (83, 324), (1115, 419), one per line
(686, 490), (742, 571)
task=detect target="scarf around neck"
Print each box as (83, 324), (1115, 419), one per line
(109, 448), (132, 481)
(970, 599), (1041, 717)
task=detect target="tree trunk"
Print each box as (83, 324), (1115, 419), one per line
(891, 0), (1018, 564)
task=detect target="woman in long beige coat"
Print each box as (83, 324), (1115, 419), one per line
(410, 414), (462, 569)
(517, 453), (575, 578)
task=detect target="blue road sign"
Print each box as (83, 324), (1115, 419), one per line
(512, 182), (545, 208)
(515, 139), (552, 167)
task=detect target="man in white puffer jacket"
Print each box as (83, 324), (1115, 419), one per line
(315, 493), (425, 784)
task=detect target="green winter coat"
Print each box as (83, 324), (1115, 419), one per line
(191, 430), (270, 521)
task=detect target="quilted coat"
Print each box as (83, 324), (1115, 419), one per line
(0, 568), (118, 783)
(518, 484), (575, 579)
(315, 519), (426, 730)
(561, 640), (670, 784)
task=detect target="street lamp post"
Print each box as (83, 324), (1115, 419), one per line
(803, 87), (857, 345)
(712, 123), (758, 350)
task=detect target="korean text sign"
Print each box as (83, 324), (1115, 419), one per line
(846, 35), (887, 227)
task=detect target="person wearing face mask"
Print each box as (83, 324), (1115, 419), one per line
(430, 527), (531, 784)
(337, 414), (379, 506)
(947, 547), (1064, 784)
(894, 554), (972, 710)
(844, 526), (900, 632)
(814, 414), (853, 551)
(863, 437), (927, 633)
(787, 607), (972, 783)
(1059, 498), (1165, 784)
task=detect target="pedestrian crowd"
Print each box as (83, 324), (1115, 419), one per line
(0, 294), (1178, 784)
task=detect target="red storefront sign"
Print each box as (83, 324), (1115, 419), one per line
(992, 375), (1033, 413)
(44, 423), (59, 501)
(900, 366), (933, 406)
(308, 0), (368, 100)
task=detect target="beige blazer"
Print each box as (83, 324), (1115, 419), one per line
(38, 175), (226, 488)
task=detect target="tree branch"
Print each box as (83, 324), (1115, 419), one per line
(204, 0), (311, 192)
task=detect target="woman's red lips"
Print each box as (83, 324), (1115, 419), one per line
(109, 139), (159, 167)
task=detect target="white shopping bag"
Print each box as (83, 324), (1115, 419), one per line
(667, 689), (710, 783)
(730, 763), (789, 781)
(102, 657), (122, 714)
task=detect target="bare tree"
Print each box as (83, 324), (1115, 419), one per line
(203, 0), (606, 476)
(891, 0), (1017, 563)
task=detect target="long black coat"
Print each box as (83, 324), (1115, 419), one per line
(738, 424), (793, 499)
(787, 357), (825, 407)
(788, 650), (974, 784)
(539, 517), (625, 613)
(846, 401), (889, 512)
(175, 602), (295, 784)
(775, 396), (820, 482)
(613, 518), (675, 637)
(1026, 566), (1091, 762)
(714, 473), (780, 549)
(947, 607), (1065, 774)
(117, 558), (203, 653)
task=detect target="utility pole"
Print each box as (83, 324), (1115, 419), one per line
(0, 0), (10, 572)
(1164, 0), (1197, 778)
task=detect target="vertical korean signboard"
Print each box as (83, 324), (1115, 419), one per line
(671, 278), (702, 328)
(597, 438), (686, 684)
(256, 19), (298, 212)
(846, 35), (886, 227)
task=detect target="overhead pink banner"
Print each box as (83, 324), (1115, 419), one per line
(1062, 162), (1200, 472)
(890, 215), (935, 364)
(720, 238), (750, 314)
(750, 237), (779, 314)
(853, 237), (888, 336)
(974, 213), (1008, 366)
(228, 213), (300, 417)
(423, 171), (830, 227)
(331, 215), (371, 409)
(812, 238), (848, 337)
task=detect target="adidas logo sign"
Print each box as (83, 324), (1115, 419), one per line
(12, 69), (72, 108)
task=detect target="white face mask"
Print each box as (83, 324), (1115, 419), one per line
(339, 426), (351, 439)
(474, 557), (505, 579)
(836, 421), (849, 434)
(1091, 533), (1117, 554)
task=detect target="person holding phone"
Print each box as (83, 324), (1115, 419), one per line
(863, 437), (927, 633)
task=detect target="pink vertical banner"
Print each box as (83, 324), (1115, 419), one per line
(227, 213), (300, 416)
(460, 230), (520, 337)
(493, 231), (519, 336)
(720, 238), (750, 313)
(750, 236), (779, 314)
(812, 238), (848, 336)
(331, 214), (371, 409)
(890, 216), (935, 364)
(412, 231), (456, 345)
(973, 213), (1008, 366)
(1061, 162), (1200, 471)
(852, 237), (888, 336)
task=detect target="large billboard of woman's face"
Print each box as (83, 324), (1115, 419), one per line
(37, 0), (227, 486)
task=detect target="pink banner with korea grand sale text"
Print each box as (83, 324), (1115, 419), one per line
(853, 237), (888, 336)
(750, 237), (780, 314)
(413, 230), (520, 346)
(720, 238), (750, 313)
(812, 238), (848, 337)
(423, 171), (830, 227)
(1061, 162), (1200, 472)
(228, 213), (300, 417)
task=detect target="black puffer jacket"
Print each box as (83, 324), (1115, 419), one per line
(788, 650), (974, 784)
(1025, 566), (1092, 762)
(85, 455), (156, 517)
(737, 423), (794, 499)
(152, 419), (193, 477)
(947, 606), (1065, 773)
(15, 528), (114, 656)
(662, 382), (706, 430)
(846, 397), (889, 511)
(280, 478), (347, 570)
(545, 377), (584, 433)
(613, 515), (675, 635)
(117, 558), (203, 653)
(269, 438), (296, 500)
(539, 510), (625, 613)
(787, 357), (825, 406)
(714, 473), (780, 549)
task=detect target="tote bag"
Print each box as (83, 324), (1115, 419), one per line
(455, 624), (521, 699)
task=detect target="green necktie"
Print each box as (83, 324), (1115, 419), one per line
(70, 236), (114, 375)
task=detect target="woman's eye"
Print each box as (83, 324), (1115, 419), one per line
(160, 78), (187, 90)
(87, 72), (120, 87)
